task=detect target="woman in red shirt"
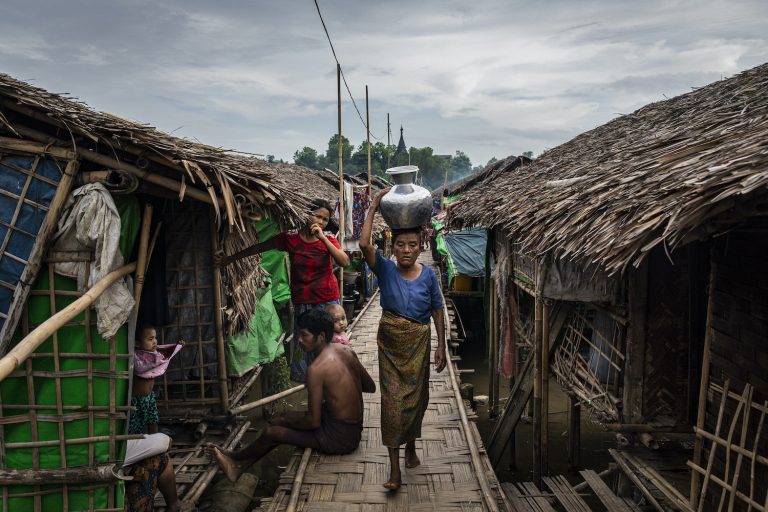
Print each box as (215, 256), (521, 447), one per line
(215, 199), (350, 382)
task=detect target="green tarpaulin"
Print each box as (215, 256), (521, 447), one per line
(0, 194), (139, 511)
(435, 233), (456, 285)
(254, 218), (290, 306)
(225, 217), (290, 376)
(226, 285), (285, 376)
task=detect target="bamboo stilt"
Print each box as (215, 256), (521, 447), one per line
(210, 212), (230, 411)
(541, 300), (550, 476)
(533, 260), (543, 487)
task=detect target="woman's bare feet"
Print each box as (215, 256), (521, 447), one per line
(404, 442), (420, 469)
(383, 473), (402, 491)
(205, 443), (247, 482)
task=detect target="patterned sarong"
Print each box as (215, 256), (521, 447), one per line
(123, 452), (169, 511)
(129, 392), (159, 435)
(377, 310), (431, 447)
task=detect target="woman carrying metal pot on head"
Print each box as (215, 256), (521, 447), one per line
(215, 198), (350, 383)
(359, 185), (446, 492)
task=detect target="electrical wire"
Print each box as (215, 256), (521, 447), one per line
(313, 0), (382, 141)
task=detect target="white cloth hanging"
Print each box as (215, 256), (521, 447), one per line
(52, 183), (134, 339)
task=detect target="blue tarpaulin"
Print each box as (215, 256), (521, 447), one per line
(0, 155), (62, 336)
(443, 228), (487, 277)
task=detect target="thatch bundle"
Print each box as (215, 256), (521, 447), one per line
(450, 63), (768, 274)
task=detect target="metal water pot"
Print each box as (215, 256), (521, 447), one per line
(379, 166), (432, 230)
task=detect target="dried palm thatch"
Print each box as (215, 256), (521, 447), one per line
(451, 63), (768, 274)
(433, 155), (532, 199)
(0, 72), (311, 230)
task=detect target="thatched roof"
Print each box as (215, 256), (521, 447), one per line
(433, 155), (531, 200)
(450, 63), (768, 274)
(0, 73), (352, 335)
(0, 72), (311, 230)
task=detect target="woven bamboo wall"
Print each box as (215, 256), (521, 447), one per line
(694, 231), (768, 510)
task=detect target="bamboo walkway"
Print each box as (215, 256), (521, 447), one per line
(258, 253), (510, 512)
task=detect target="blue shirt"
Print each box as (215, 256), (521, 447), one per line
(373, 252), (443, 324)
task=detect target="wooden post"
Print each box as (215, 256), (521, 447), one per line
(541, 300), (550, 476)
(623, 262), (648, 426)
(0, 159), (78, 354)
(690, 258), (717, 507)
(366, 85), (372, 199)
(568, 392), (581, 469)
(210, 213), (230, 411)
(489, 277), (499, 418)
(533, 261), (543, 487)
(386, 113), (391, 169)
(337, 63), (345, 297)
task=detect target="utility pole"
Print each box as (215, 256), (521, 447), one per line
(386, 113), (391, 169)
(366, 85), (372, 198)
(337, 64), (344, 296)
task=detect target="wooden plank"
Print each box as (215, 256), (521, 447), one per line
(520, 482), (557, 512)
(580, 469), (634, 512)
(542, 475), (590, 512)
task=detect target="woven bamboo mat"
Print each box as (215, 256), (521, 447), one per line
(258, 254), (508, 512)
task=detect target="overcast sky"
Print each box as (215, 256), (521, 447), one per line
(1, 1), (766, 168)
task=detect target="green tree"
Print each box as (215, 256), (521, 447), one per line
(486, 157), (498, 166)
(522, 150), (534, 159)
(324, 134), (354, 172)
(293, 147), (319, 169)
(449, 150), (472, 182)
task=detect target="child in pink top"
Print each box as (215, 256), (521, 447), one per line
(130, 326), (185, 434)
(326, 304), (350, 345)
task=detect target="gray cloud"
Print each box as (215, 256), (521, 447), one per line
(0, 0), (766, 166)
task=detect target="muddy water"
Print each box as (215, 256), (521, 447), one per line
(456, 336), (617, 485)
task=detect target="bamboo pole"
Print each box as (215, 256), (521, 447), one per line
(209, 212), (230, 411)
(0, 136), (226, 210)
(0, 465), (117, 485)
(337, 64), (345, 297)
(0, 262), (137, 383)
(229, 384), (306, 416)
(184, 420), (251, 504)
(133, 204), (153, 316)
(285, 448), (312, 512)
(532, 260), (543, 487)
(690, 259), (717, 507)
(541, 300), (550, 476)
(366, 85), (372, 199)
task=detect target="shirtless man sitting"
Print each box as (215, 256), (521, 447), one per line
(206, 308), (376, 482)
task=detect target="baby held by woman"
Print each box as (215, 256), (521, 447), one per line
(325, 304), (350, 345)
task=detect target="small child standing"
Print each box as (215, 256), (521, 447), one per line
(130, 325), (184, 435)
(325, 304), (350, 346)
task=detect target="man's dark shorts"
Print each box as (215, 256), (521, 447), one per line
(282, 412), (363, 454)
